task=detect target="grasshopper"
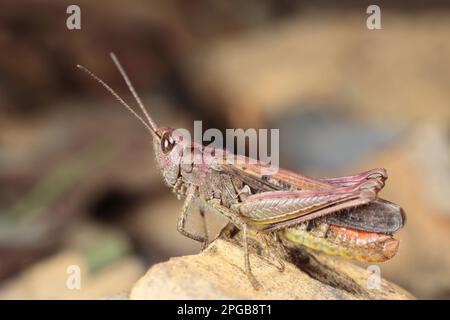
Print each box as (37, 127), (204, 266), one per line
(78, 53), (406, 289)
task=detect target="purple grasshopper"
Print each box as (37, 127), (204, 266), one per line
(78, 53), (405, 288)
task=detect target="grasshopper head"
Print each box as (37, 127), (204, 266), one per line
(152, 127), (189, 187)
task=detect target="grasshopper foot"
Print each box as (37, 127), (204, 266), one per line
(200, 240), (209, 251)
(275, 260), (285, 273)
(246, 271), (262, 290)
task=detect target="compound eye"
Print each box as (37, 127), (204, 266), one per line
(161, 132), (176, 154)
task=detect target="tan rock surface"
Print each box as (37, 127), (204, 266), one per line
(130, 239), (414, 300)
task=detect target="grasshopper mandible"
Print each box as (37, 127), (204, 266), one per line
(78, 53), (405, 289)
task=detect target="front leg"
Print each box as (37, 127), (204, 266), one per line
(177, 185), (208, 245)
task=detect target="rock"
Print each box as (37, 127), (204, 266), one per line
(129, 238), (414, 300)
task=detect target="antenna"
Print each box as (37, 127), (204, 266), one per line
(76, 63), (159, 138)
(109, 52), (159, 133)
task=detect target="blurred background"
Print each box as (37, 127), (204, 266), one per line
(0, 0), (449, 299)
